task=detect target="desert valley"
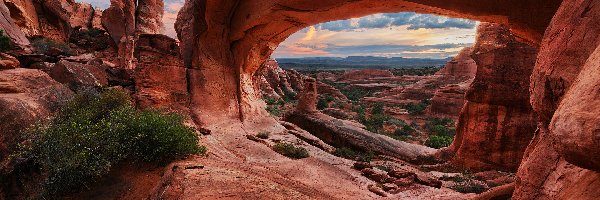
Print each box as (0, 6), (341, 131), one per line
(0, 0), (599, 199)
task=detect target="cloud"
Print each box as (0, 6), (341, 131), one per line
(319, 12), (476, 32)
(273, 43), (472, 59)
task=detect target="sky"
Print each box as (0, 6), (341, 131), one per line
(77, 0), (477, 59)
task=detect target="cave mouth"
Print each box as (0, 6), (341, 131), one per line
(257, 12), (479, 149)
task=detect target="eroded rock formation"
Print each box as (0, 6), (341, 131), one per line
(285, 78), (436, 162)
(173, 0), (562, 125)
(0, 0), (29, 46)
(101, 0), (164, 69)
(514, 0), (600, 199)
(134, 34), (190, 113)
(253, 59), (303, 101)
(447, 23), (538, 172)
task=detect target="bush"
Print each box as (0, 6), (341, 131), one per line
(272, 143), (309, 159)
(424, 134), (454, 149)
(266, 105), (283, 116)
(333, 147), (375, 162)
(257, 131), (269, 139)
(371, 102), (385, 115)
(17, 89), (204, 196)
(405, 100), (430, 115)
(394, 125), (415, 136)
(31, 37), (73, 56)
(317, 98), (328, 110)
(0, 30), (11, 52)
(451, 180), (487, 194)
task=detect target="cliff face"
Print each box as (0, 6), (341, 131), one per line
(253, 59), (304, 101)
(447, 23), (538, 172)
(514, 0), (600, 199)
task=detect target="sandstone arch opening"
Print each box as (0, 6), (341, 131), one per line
(258, 12), (478, 154)
(173, 0), (561, 126)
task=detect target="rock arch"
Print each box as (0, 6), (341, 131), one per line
(174, 0), (562, 125)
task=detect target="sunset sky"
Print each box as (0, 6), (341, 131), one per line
(77, 0), (478, 59)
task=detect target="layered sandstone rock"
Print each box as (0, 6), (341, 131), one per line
(42, 0), (95, 30)
(0, 68), (73, 171)
(135, 0), (164, 34)
(514, 0), (600, 199)
(339, 69), (394, 82)
(0, 0), (30, 46)
(254, 59), (303, 101)
(0, 53), (20, 70)
(102, 0), (136, 69)
(447, 23), (538, 172)
(428, 47), (477, 118)
(133, 34), (190, 113)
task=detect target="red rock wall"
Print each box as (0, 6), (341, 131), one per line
(514, 0), (600, 199)
(448, 23), (538, 172)
(133, 34), (190, 114)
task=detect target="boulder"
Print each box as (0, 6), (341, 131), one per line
(361, 168), (395, 183)
(0, 53), (20, 70)
(0, 68), (73, 170)
(48, 60), (108, 91)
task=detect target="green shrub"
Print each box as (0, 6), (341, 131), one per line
(405, 100), (430, 115)
(334, 147), (356, 159)
(371, 102), (385, 115)
(257, 131), (269, 139)
(31, 37), (73, 56)
(387, 118), (407, 126)
(272, 143), (309, 159)
(266, 105), (283, 116)
(451, 180), (487, 194)
(17, 89), (204, 196)
(324, 94), (335, 102)
(333, 147), (374, 162)
(282, 88), (297, 102)
(425, 117), (456, 136)
(0, 30), (11, 52)
(424, 134), (454, 149)
(394, 125), (415, 136)
(317, 98), (328, 110)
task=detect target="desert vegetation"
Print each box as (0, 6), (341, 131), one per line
(14, 89), (205, 196)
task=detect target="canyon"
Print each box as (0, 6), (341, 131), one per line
(0, 0), (599, 199)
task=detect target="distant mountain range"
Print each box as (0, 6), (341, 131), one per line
(275, 56), (452, 70)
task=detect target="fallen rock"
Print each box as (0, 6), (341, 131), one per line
(279, 121), (335, 153)
(285, 78), (436, 162)
(393, 177), (415, 187)
(367, 184), (387, 197)
(0, 53), (20, 70)
(361, 168), (395, 183)
(48, 60), (108, 91)
(414, 173), (442, 188)
(388, 168), (415, 179)
(381, 183), (398, 191)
